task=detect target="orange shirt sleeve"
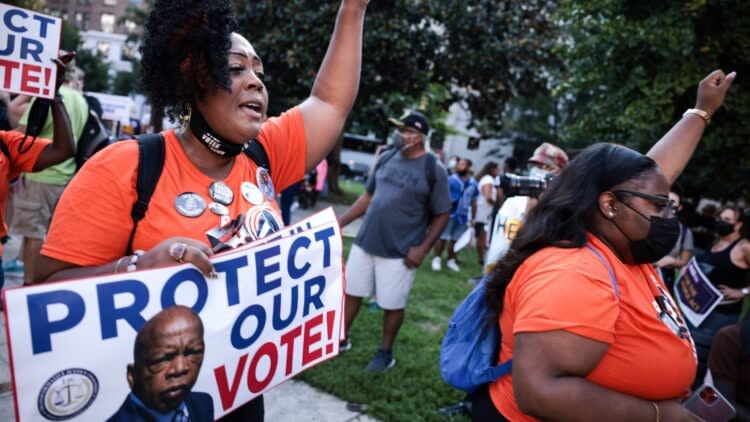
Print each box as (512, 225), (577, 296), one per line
(42, 141), (139, 266)
(2, 130), (51, 178)
(256, 107), (307, 193)
(512, 254), (620, 344)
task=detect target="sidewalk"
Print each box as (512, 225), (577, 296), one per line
(0, 201), (372, 421)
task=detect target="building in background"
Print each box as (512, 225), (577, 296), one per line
(43, 0), (144, 72)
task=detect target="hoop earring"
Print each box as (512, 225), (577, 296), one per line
(180, 104), (192, 131)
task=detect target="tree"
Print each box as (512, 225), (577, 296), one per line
(557, 0), (750, 200)
(234, 1), (561, 192)
(6, 0), (44, 10)
(112, 61), (141, 96)
(75, 49), (110, 92)
(60, 21), (81, 52)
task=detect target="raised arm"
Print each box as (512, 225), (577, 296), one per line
(647, 70), (735, 185)
(299, 0), (368, 171)
(32, 96), (74, 171)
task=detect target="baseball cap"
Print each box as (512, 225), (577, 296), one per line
(388, 111), (430, 135)
(528, 142), (568, 169)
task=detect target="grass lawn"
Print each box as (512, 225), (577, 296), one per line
(327, 178), (366, 205)
(298, 237), (481, 421)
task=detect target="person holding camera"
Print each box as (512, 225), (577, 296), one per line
(483, 143), (568, 274)
(475, 70), (735, 421)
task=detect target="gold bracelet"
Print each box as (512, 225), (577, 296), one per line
(113, 256), (126, 274)
(683, 108), (711, 125)
(651, 402), (661, 422)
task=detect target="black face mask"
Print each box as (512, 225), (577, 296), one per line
(713, 220), (735, 237)
(189, 106), (245, 157)
(612, 201), (681, 264)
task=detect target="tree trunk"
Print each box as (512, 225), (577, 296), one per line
(326, 133), (343, 195)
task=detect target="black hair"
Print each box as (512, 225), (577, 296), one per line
(485, 143), (658, 320)
(140, 0), (238, 119)
(477, 161), (499, 180)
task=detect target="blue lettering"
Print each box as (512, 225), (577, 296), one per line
(215, 256), (248, 306)
(20, 38), (43, 62)
(161, 269), (208, 313)
(272, 285), (298, 331)
(0, 34), (15, 55)
(4, 9), (28, 33)
(28, 290), (85, 355)
(256, 245), (281, 295)
(287, 236), (311, 279)
(32, 14), (55, 37)
(303, 276), (326, 317)
(97, 280), (149, 340)
(314, 227), (336, 268)
(230, 305), (266, 349)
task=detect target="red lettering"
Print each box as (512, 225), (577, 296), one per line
(213, 354), (248, 411)
(247, 342), (278, 394)
(20, 63), (42, 94)
(0, 59), (20, 89)
(279, 325), (302, 376)
(302, 314), (324, 365)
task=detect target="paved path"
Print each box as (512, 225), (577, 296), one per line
(0, 201), (372, 421)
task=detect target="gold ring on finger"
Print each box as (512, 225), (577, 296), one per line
(169, 242), (188, 263)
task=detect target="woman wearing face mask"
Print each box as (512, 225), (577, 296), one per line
(32, 0), (368, 420)
(689, 206), (750, 384)
(472, 70), (735, 422)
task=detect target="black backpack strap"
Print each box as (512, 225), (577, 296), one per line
(424, 152), (437, 193)
(741, 319), (750, 363)
(244, 139), (271, 174)
(126, 133), (165, 255)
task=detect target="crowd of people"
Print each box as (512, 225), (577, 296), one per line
(0, 0), (748, 421)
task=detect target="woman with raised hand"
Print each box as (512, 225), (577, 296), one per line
(475, 70), (735, 421)
(34, 0), (369, 420)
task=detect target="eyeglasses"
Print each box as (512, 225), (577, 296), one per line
(613, 189), (676, 217)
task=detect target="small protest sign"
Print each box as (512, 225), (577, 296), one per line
(0, 5), (62, 99)
(674, 257), (723, 327)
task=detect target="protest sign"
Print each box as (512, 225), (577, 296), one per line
(0, 5), (61, 99)
(674, 257), (723, 327)
(3, 211), (344, 421)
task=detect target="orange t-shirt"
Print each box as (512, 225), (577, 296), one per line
(490, 235), (697, 421)
(0, 131), (50, 254)
(42, 108), (306, 266)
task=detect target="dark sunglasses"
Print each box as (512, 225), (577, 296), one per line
(612, 189), (676, 216)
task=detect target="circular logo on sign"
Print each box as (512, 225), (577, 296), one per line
(37, 368), (99, 420)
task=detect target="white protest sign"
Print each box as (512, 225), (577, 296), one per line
(0, 5), (61, 99)
(674, 257), (724, 327)
(3, 213), (344, 421)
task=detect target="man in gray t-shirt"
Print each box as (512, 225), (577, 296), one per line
(338, 111), (450, 372)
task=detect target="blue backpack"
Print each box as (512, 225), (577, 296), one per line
(439, 244), (620, 393)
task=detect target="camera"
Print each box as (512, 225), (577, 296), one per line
(498, 173), (553, 198)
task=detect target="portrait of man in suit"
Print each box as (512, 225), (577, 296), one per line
(107, 305), (214, 421)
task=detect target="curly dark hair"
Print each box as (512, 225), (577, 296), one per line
(484, 143), (658, 323)
(140, 0), (238, 119)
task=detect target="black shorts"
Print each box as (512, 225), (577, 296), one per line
(474, 222), (486, 235)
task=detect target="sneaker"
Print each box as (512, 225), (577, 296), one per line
(2, 258), (23, 273)
(431, 256), (442, 271)
(339, 336), (352, 352)
(365, 349), (395, 372)
(446, 258), (460, 272)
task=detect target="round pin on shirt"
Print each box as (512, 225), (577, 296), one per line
(209, 202), (229, 216)
(175, 193), (207, 218)
(241, 182), (264, 205)
(256, 167), (275, 200)
(209, 181), (234, 205)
